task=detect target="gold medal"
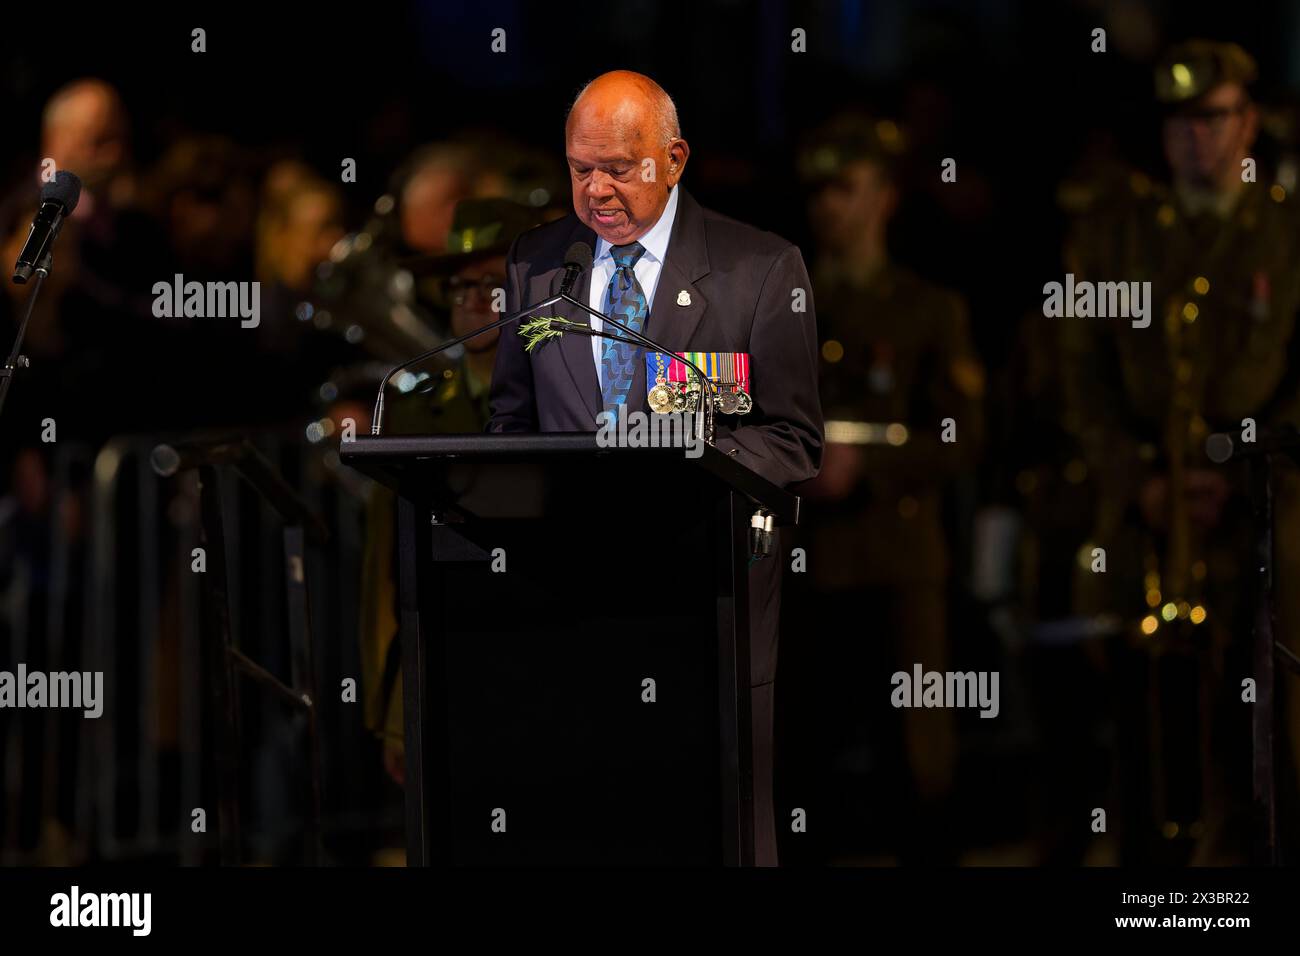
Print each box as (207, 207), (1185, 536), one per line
(648, 378), (674, 414)
(647, 353), (675, 414)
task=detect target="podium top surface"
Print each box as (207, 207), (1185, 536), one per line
(340, 432), (799, 524)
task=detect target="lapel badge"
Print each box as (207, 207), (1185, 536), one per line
(676, 290), (691, 307)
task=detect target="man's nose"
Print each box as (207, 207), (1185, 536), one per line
(585, 171), (616, 198)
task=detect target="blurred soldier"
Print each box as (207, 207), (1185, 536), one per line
(1060, 40), (1300, 864)
(308, 137), (565, 435)
(251, 163), (354, 422)
(256, 162), (346, 297)
(398, 198), (544, 430)
(398, 143), (483, 255)
(25, 79), (167, 436)
(41, 78), (133, 207)
(793, 115), (984, 863)
(133, 135), (261, 428)
(395, 137), (564, 255)
(358, 199), (543, 787)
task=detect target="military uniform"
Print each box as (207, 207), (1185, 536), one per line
(786, 114), (986, 859)
(799, 255), (983, 859)
(1059, 40), (1300, 862)
(810, 259), (984, 592)
(1062, 172), (1300, 612)
(358, 199), (540, 759)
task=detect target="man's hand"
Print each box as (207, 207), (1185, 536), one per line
(799, 441), (863, 501)
(1186, 468), (1232, 528)
(383, 738), (405, 787)
(1139, 469), (1233, 530)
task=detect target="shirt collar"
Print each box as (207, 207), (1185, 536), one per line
(594, 185), (679, 265)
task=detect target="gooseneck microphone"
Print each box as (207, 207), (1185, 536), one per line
(558, 242), (593, 296)
(12, 170), (82, 284)
(369, 239), (717, 442)
(370, 243), (596, 435)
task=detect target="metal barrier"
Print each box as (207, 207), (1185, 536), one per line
(1, 442), (92, 865)
(151, 436), (329, 866)
(0, 429), (394, 865)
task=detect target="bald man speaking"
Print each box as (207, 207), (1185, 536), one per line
(488, 71), (823, 865)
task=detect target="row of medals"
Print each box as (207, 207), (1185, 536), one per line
(647, 374), (753, 416)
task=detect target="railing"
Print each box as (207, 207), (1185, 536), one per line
(1, 430), (396, 865)
(151, 436), (329, 865)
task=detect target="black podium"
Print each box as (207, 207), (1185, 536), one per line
(341, 433), (798, 865)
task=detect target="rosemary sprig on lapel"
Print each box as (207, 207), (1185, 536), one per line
(518, 317), (565, 353)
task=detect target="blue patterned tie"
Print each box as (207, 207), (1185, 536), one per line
(600, 242), (648, 422)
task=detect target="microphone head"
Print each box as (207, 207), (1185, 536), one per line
(1205, 432), (1234, 464)
(41, 170), (82, 214)
(564, 241), (593, 271)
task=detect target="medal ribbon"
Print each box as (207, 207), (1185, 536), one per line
(650, 352), (751, 392)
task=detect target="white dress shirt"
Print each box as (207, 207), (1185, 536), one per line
(588, 185), (680, 387)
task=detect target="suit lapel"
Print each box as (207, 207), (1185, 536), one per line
(544, 220), (602, 422)
(638, 189), (710, 411)
(557, 266), (602, 421)
(544, 190), (712, 421)
(647, 259), (709, 351)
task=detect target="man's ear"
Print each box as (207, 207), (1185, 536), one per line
(666, 139), (690, 186)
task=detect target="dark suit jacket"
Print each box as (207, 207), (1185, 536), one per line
(488, 188), (824, 687)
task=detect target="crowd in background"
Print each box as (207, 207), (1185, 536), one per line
(4, 3), (1300, 866)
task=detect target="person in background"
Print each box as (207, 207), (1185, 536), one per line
(793, 113), (984, 863)
(1059, 40), (1300, 864)
(359, 198), (544, 789)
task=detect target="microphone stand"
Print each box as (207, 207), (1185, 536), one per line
(371, 289), (719, 443)
(540, 308), (717, 445)
(371, 291), (570, 435)
(369, 281), (760, 551)
(0, 251), (52, 421)
(538, 291), (717, 444)
(550, 303), (776, 558)
(1205, 424), (1300, 864)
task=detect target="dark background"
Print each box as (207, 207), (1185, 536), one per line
(3, 0), (1300, 867)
